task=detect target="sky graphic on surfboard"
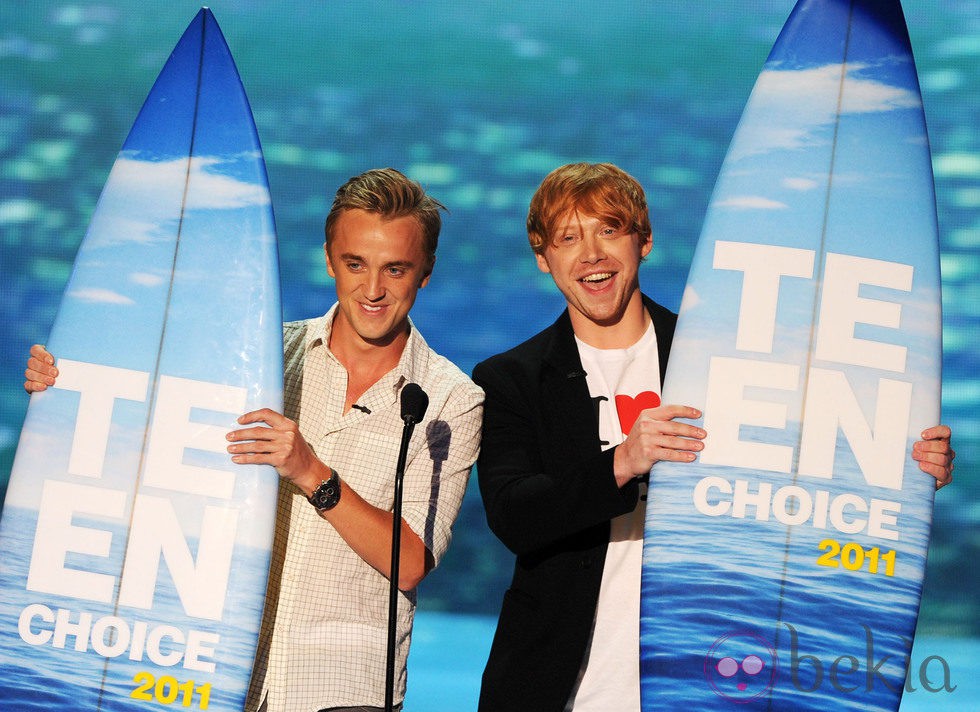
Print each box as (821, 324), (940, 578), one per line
(0, 9), (282, 710)
(641, 1), (941, 710)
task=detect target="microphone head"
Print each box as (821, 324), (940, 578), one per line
(400, 383), (429, 425)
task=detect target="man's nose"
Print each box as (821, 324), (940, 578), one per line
(363, 271), (385, 300)
(579, 233), (606, 263)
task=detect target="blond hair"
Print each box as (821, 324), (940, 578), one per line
(325, 168), (445, 270)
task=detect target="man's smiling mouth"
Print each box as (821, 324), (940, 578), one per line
(580, 272), (613, 284)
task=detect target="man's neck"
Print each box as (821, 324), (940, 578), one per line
(328, 315), (409, 409)
(569, 291), (650, 350)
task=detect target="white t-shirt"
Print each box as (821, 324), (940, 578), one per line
(566, 321), (661, 711)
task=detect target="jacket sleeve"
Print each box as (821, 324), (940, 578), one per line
(473, 357), (639, 557)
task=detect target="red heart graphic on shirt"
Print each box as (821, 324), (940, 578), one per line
(616, 391), (661, 435)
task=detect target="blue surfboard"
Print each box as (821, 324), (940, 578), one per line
(0, 10), (281, 711)
(640, 1), (941, 710)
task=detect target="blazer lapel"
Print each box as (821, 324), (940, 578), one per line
(538, 297), (676, 462)
(642, 294), (676, 388)
(540, 310), (602, 461)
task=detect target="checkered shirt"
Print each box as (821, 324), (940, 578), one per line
(245, 305), (483, 711)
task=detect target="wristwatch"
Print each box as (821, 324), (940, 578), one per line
(307, 469), (341, 512)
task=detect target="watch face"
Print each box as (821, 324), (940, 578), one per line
(310, 477), (340, 510)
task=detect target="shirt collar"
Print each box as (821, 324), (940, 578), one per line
(303, 302), (429, 404)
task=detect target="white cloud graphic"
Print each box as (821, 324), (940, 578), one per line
(783, 177), (819, 191)
(112, 154), (270, 210)
(714, 195), (789, 210)
(86, 153), (271, 248)
(130, 271), (165, 287)
(678, 284), (702, 314)
(93, 215), (160, 246)
(732, 62), (920, 160)
(68, 287), (135, 304)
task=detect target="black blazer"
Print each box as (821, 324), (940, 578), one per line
(473, 295), (676, 712)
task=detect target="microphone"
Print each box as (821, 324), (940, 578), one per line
(386, 382), (429, 712)
(400, 382), (429, 425)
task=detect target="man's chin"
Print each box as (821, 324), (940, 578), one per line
(574, 300), (626, 326)
(353, 322), (409, 348)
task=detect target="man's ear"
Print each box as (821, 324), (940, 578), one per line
(535, 251), (552, 274)
(640, 234), (653, 259)
(419, 254), (435, 288)
(324, 242), (336, 278)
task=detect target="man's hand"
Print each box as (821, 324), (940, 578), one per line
(226, 408), (329, 495)
(913, 424), (955, 491)
(613, 404), (705, 487)
(228, 408), (430, 589)
(25, 344), (58, 393)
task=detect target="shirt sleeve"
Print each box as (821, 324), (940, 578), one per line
(399, 376), (484, 567)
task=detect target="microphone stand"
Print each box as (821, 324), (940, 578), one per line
(385, 385), (427, 712)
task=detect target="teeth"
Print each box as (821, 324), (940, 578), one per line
(581, 273), (612, 283)
(362, 304), (383, 312)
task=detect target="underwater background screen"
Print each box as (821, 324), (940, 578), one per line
(1, 2), (976, 709)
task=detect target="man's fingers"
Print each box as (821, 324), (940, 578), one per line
(913, 439), (953, 458)
(658, 434), (706, 452)
(27, 360), (57, 383)
(925, 462), (953, 490)
(29, 344), (54, 364)
(227, 431), (275, 447)
(24, 345), (58, 395)
(634, 416), (706, 441)
(916, 454), (954, 486)
(237, 408), (289, 427)
(226, 424), (280, 443)
(656, 446), (698, 463)
(920, 424), (951, 441)
(228, 443), (277, 458)
(911, 444), (954, 490)
(642, 404), (703, 422)
(229, 452), (271, 466)
(912, 441), (954, 466)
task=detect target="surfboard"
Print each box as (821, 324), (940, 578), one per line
(640, 1), (941, 710)
(0, 9), (281, 711)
